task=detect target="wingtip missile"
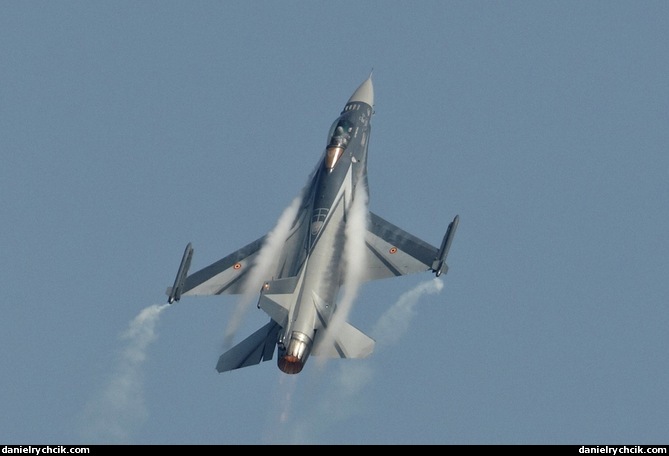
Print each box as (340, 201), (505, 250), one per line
(432, 215), (459, 277)
(167, 242), (194, 304)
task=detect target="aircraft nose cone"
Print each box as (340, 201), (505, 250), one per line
(347, 75), (374, 107)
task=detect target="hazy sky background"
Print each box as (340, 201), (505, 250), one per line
(1, 1), (667, 445)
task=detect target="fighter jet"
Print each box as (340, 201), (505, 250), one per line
(166, 75), (459, 374)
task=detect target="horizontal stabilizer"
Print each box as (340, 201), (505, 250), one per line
(312, 321), (375, 359)
(216, 320), (280, 373)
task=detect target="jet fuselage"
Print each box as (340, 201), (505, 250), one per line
(276, 94), (374, 374)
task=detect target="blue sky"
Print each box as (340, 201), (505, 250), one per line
(1, 1), (668, 445)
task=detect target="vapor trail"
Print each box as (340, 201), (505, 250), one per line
(284, 277), (444, 443)
(315, 182), (369, 366)
(338, 182), (370, 318)
(80, 303), (168, 443)
(222, 191), (304, 349)
(371, 277), (444, 349)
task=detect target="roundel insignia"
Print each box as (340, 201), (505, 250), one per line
(234, 263), (242, 270)
(389, 247), (397, 254)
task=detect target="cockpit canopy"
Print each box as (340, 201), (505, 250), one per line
(325, 117), (352, 170)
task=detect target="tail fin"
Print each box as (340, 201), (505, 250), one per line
(256, 275), (300, 327)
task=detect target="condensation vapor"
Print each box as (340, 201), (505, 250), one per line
(80, 303), (168, 443)
(283, 278), (445, 444)
(371, 277), (444, 349)
(222, 191), (305, 350)
(315, 182), (369, 367)
(271, 180), (371, 442)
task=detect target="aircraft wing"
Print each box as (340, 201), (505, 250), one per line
(361, 211), (439, 281)
(166, 235), (267, 298)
